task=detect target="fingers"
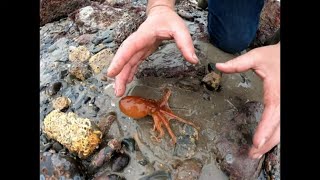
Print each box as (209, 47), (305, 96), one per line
(172, 25), (199, 64)
(253, 102), (280, 147)
(249, 124), (280, 159)
(249, 102), (280, 158)
(216, 51), (257, 73)
(127, 61), (142, 83)
(107, 32), (151, 77)
(114, 63), (132, 97)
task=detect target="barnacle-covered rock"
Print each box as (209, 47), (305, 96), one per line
(43, 110), (102, 159)
(69, 46), (91, 63)
(52, 96), (71, 111)
(201, 63), (222, 91)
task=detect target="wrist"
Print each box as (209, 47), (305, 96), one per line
(147, 1), (175, 16)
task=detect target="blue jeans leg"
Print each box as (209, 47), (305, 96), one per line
(207, 0), (264, 54)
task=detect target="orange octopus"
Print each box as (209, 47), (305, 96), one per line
(119, 88), (200, 144)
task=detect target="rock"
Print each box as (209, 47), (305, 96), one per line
(251, 0), (280, 47)
(52, 96), (71, 110)
(114, 11), (146, 45)
(93, 29), (112, 45)
(89, 49), (114, 74)
(52, 142), (63, 152)
(92, 44), (108, 54)
(94, 172), (125, 180)
(75, 34), (94, 45)
(98, 112), (117, 135)
(75, 6), (99, 34)
(140, 171), (171, 180)
(136, 43), (204, 78)
(69, 46), (91, 62)
(69, 62), (92, 81)
(40, 134), (49, 144)
(111, 152), (130, 172)
(47, 82), (62, 96)
(174, 159), (202, 180)
(213, 101), (265, 179)
(59, 69), (68, 79)
(40, 0), (90, 26)
(177, 9), (194, 21)
(174, 135), (197, 158)
(43, 110), (102, 159)
(264, 144), (280, 180)
(40, 151), (85, 179)
(105, 0), (129, 7)
(74, 5), (123, 34)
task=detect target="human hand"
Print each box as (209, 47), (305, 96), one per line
(216, 43), (280, 159)
(107, 6), (199, 97)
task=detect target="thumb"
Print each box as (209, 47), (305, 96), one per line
(216, 51), (257, 73)
(172, 26), (199, 64)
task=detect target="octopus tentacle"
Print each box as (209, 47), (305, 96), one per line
(160, 109), (200, 130)
(151, 114), (165, 142)
(159, 88), (171, 107)
(157, 112), (177, 144)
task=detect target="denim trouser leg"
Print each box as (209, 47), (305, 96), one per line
(207, 0), (265, 54)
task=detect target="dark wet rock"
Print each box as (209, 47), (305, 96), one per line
(52, 142), (63, 152)
(111, 152), (130, 172)
(40, 0), (90, 26)
(213, 101), (265, 179)
(69, 62), (92, 81)
(173, 159), (202, 180)
(177, 9), (194, 21)
(40, 151), (85, 179)
(93, 29), (112, 45)
(175, 124), (198, 158)
(92, 44), (108, 54)
(47, 82), (62, 96)
(121, 138), (136, 152)
(103, 36), (114, 44)
(139, 171), (171, 180)
(174, 135), (196, 158)
(264, 145), (280, 180)
(197, 0), (208, 10)
(59, 69), (68, 79)
(136, 43), (206, 78)
(250, 0), (280, 48)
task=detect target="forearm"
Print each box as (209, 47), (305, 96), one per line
(146, 0), (176, 15)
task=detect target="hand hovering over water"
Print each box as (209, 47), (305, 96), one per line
(216, 43), (280, 159)
(106, 0), (199, 97)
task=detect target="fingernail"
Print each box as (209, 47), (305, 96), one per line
(216, 63), (224, 67)
(192, 53), (199, 63)
(257, 138), (267, 149)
